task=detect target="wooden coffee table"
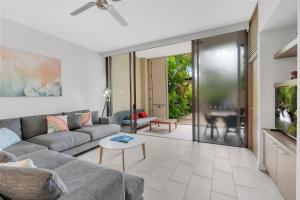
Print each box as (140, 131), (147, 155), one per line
(150, 119), (178, 133)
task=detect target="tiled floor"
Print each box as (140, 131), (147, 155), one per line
(137, 124), (193, 141)
(138, 124), (245, 147)
(77, 134), (284, 200)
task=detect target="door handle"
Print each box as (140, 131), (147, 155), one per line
(277, 146), (289, 155)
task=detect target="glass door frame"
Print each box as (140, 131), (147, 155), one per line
(191, 31), (249, 147)
(106, 51), (138, 133)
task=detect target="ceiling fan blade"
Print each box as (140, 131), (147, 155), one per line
(107, 5), (128, 26)
(71, 2), (96, 16)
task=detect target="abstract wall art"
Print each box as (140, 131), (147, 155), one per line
(0, 47), (62, 97)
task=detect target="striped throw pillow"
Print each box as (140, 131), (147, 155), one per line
(47, 115), (69, 133)
(77, 112), (92, 127)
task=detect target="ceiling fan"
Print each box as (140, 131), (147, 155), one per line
(70, 0), (128, 27)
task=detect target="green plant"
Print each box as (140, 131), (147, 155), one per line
(168, 54), (192, 119)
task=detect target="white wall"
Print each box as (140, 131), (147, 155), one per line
(258, 0), (281, 31)
(257, 26), (297, 169)
(0, 18), (106, 119)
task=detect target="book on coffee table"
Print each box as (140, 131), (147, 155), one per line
(111, 135), (134, 143)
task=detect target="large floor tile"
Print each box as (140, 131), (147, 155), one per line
(181, 150), (199, 165)
(212, 170), (236, 198)
(214, 156), (232, 173)
(171, 162), (194, 184)
(185, 175), (211, 200)
(232, 166), (257, 188)
(256, 177), (284, 200)
(236, 185), (263, 200)
(135, 157), (162, 173)
(214, 146), (230, 158)
(160, 154), (181, 169)
(199, 149), (214, 161)
(157, 181), (187, 200)
(211, 192), (236, 200)
(143, 187), (159, 200)
(193, 159), (213, 178)
(145, 166), (173, 190)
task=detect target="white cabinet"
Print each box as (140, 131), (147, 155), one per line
(276, 145), (296, 200)
(264, 134), (277, 182)
(263, 129), (296, 200)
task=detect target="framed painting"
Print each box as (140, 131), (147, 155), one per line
(0, 47), (62, 97)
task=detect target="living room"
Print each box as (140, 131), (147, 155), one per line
(0, 0), (300, 200)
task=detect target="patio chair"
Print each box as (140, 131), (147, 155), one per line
(203, 113), (219, 137)
(224, 115), (243, 144)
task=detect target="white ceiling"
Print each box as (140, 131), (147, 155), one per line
(259, 0), (297, 31)
(136, 42), (191, 59)
(0, 0), (257, 53)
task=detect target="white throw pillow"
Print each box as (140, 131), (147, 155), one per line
(0, 159), (36, 168)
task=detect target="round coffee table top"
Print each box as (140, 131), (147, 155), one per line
(99, 133), (145, 150)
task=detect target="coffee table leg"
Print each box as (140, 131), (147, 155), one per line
(142, 143), (146, 159)
(99, 146), (103, 164)
(122, 149), (125, 172)
(169, 123), (171, 133)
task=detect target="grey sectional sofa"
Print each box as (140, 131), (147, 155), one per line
(0, 110), (144, 200)
(14, 110), (120, 156)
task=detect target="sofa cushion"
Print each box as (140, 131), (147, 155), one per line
(5, 141), (47, 157)
(21, 113), (62, 140)
(0, 151), (17, 163)
(18, 149), (76, 170)
(27, 131), (90, 152)
(75, 124), (120, 140)
(124, 173), (144, 200)
(0, 166), (68, 200)
(0, 118), (22, 138)
(92, 111), (100, 124)
(54, 160), (124, 200)
(0, 128), (21, 150)
(67, 114), (82, 130)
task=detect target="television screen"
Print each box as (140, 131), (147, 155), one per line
(275, 83), (297, 139)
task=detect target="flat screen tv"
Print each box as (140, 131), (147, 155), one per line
(275, 79), (297, 139)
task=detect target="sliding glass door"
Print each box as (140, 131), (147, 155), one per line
(192, 31), (248, 147)
(108, 52), (137, 133)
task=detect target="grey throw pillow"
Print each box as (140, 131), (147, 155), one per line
(92, 111), (100, 124)
(0, 151), (17, 163)
(67, 114), (82, 130)
(0, 167), (68, 200)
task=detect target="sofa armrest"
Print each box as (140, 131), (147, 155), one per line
(99, 117), (112, 124)
(59, 169), (125, 200)
(124, 173), (144, 200)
